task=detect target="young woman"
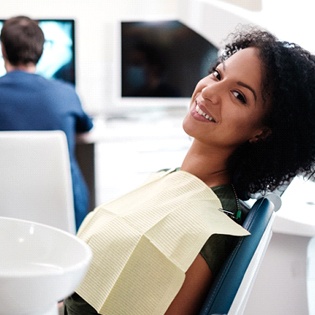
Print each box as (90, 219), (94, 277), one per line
(64, 26), (315, 314)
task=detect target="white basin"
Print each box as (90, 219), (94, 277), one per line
(0, 216), (92, 315)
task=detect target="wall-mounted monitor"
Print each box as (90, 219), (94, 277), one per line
(112, 19), (219, 111)
(0, 19), (76, 86)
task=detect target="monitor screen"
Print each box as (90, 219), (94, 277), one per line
(0, 19), (76, 85)
(115, 19), (218, 109)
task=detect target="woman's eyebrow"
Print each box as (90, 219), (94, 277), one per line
(237, 81), (257, 101)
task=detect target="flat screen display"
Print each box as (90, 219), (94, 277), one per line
(0, 19), (76, 85)
(120, 20), (218, 102)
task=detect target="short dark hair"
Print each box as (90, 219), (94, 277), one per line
(1, 16), (44, 65)
(222, 25), (315, 199)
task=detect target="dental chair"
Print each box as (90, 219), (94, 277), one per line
(199, 193), (281, 315)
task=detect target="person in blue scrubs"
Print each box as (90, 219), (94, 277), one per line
(0, 16), (93, 229)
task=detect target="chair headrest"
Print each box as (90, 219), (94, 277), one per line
(265, 193), (282, 212)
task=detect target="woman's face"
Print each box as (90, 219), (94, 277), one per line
(183, 47), (269, 151)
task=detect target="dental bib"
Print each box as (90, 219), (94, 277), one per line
(76, 170), (249, 315)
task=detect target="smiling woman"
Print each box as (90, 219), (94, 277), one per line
(182, 47), (268, 158)
(63, 25), (315, 315)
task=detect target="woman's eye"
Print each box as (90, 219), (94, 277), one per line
(210, 68), (221, 80)
(232, 91), (247, 104)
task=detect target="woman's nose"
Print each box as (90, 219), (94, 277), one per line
(201, 84), (221, 105)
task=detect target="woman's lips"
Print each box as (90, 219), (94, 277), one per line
(194, 102), (216, 122)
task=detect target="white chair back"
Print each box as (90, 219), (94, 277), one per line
(0, 131), (76, 234)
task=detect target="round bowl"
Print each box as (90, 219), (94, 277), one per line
(0, 216), (92, 315)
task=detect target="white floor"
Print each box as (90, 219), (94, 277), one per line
(91, 109), (315, 314)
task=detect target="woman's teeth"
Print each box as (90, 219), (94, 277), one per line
(196, 104), (215, 122)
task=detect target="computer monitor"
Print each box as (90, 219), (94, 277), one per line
(0, 19), (76, 85)
(112, 19), (218, 111)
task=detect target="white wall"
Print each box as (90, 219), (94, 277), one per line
(179, 0), (315, 54)
(1, 0), (179, 115)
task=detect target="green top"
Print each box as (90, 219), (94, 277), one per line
(201, 184), (248, 275)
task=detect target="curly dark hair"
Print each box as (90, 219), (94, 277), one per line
(222, 25), (315, 199)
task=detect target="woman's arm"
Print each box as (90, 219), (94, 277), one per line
(165, 254), (213, 314)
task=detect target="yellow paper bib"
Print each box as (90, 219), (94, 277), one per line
(76, 170), (249, 315)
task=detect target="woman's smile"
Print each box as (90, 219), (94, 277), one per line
(194, 103), (217, 123)
(183, 47), (269, 148)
